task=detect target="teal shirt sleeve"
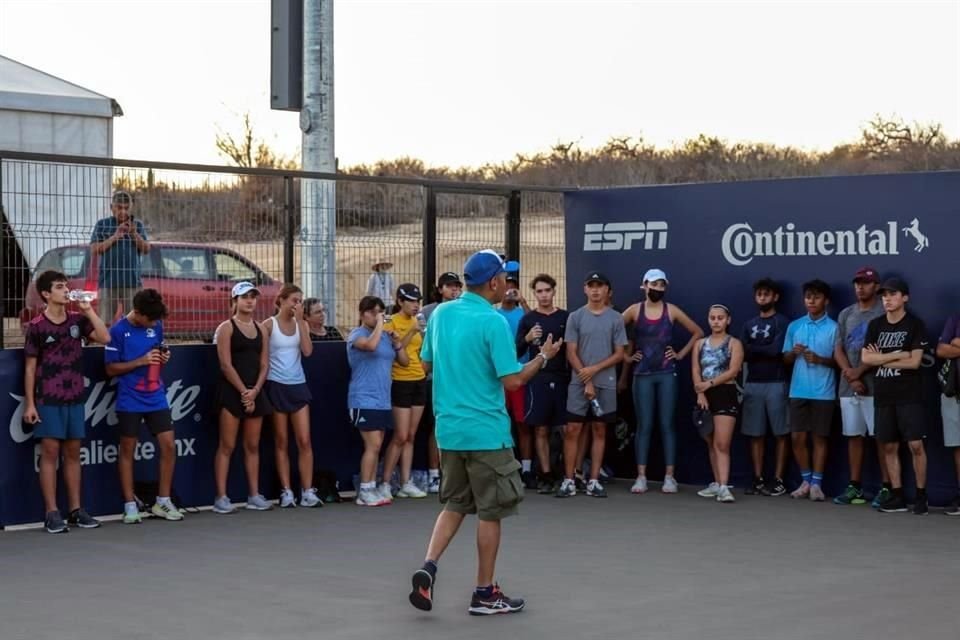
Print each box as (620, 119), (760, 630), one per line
(420, 323), (433, 363)
(489, 315), (523, 379)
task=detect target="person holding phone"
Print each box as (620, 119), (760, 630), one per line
(262, 284), (320, 508)
(104, 289), (182, 523)
(90, 191), (150, 323)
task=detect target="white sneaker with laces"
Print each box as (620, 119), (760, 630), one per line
(300, 488), (323, 508)
(212, 495), (236, 514)
(377, 483), (394, 503)
(279, 488), (297, 508)
(397, 481), (427, 499)
(356, 488), (387, 506)
(717, 485), (736, 503)
(662, 476), (679, 493)
(698, 482), (721, 498)
(245, 494), (273, 511)
(631, 476), (648, 494)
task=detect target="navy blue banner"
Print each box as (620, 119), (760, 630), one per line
(0, 343), (358, 527)
(565, 171), (960, 503)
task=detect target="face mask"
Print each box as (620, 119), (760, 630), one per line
(759, 302), (775, 313)
(646, 289), (665, 303)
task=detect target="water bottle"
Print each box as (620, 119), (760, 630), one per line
(67, 290), (97, 302)
(532, 322), (543, 347)
(415, 312), (427, 331)
(146, 342), (168, 391)
(590, 397), (603, 416)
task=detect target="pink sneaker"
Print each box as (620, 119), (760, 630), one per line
(790, 481), (811, 499)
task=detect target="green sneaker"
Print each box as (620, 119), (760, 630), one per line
(122, 510), (142, 525)
(151, 502), (184, 521)
(872, 487), (891, 509)
(833, 484), (866, 505)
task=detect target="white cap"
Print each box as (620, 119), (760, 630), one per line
(231, 281), (260, 297)
(643, 268), (668, 284)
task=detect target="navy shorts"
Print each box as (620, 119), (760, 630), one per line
(350, 408), (393, 432)
(34, 403), (85, 440)
(265, 381), (312, 414)
(524, 377), (568, 427)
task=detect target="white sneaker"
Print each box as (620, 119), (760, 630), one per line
(662, 476), (679, 493)
(698, 482), (721, 498)
(300, 488), (323, 508)
(356, 488), (387, 506)
(397, 481), (427, 499)
(791, 481), (811, 499)
(630, 476), (648, 494)
(809, 484), (826, 502)
(377, 483), (394, 503)
(717, 485), (736, 503)
(428, 476), (441, 494)
(212, 495), (236, 514)
(279, 488), (297, 508)
(245, 494), (273, 511)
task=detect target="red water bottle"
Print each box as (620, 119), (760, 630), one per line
(146, 342), (168, 391)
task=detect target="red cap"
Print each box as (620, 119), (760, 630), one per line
(852, 267), (880, 283)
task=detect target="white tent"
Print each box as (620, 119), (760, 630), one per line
(0, 54), (122, 270)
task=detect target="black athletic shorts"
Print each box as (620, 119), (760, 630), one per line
(875, 403), (926, 443)
(117, 410), (173, 438)
(391, 379), (427, 408)
(789, 399), (834, 437)
(704, 384), (740, 417)
(525, 377), (568, 428)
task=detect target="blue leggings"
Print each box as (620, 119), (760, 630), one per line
(632, 372), (678, 467)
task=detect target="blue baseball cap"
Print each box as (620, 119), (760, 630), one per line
(463, 250), (520, 286)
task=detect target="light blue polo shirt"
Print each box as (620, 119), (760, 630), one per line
(421, 291), (523, 451)
(783, 313), (839, 400)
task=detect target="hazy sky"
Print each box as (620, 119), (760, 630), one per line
(1, 0), (958, 168)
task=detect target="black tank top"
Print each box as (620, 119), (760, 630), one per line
(227, 318), (263, 387)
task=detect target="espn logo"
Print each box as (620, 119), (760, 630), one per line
(583, 222), (669, 252)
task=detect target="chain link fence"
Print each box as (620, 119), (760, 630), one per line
(1, 152), (568, 347)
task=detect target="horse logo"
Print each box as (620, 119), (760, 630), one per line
(902, 218), (929, 253)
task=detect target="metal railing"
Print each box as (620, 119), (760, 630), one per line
(1, 150), (568, 347)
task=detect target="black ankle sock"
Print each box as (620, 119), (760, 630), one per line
(423, 560), (437, 578)
(892, 487), (904, 499)
(850, 480), (862, 490)
(917, 487), (927, 498)
(882, 482), (892, 491)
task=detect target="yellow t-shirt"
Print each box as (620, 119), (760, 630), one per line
(387, 313), (425, 381)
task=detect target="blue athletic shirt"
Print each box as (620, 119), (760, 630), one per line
(783, 313), (838, 401)
(346, 326), (395, 410)
(104, 317), (169, 412)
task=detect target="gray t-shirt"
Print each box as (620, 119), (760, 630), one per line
(564, 305), (628, 389)
(421, 302), (440, 324)
(835, 299), (885, 397)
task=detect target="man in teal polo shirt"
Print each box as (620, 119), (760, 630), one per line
(408, 250), (562, 617)
(783, 279), (839, 502)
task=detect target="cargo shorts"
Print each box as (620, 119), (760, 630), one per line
(439, 448), (524, 521)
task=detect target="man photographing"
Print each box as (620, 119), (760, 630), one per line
(409, 250), (562, 616)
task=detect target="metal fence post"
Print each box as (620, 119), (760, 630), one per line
(423, 186), (437, 300)
(506, 190), (522, 265)
(284, 175), (295, 284)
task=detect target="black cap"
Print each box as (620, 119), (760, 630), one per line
(505, 273), (520, 284)
(584, 271), (611, 287)
(397, 283), (423, 301)
(878, 277), (910, 296)
(437, 272), (462, 286)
